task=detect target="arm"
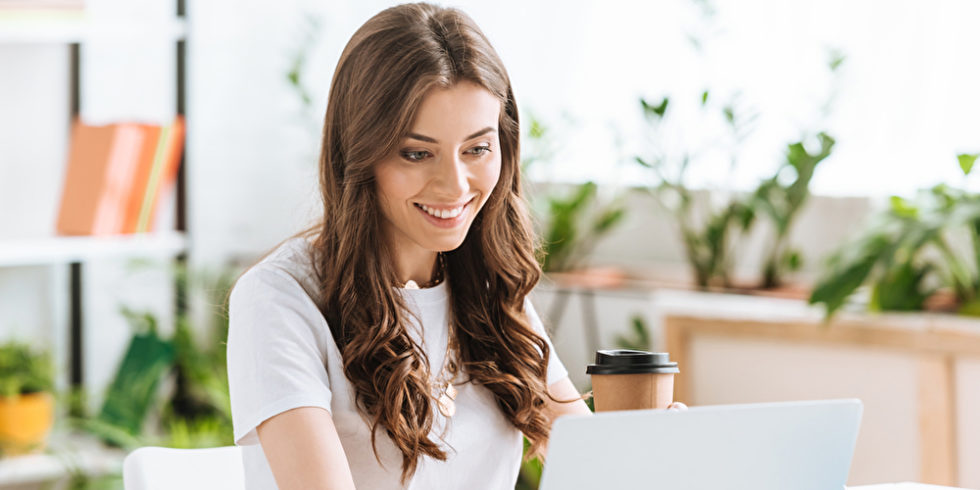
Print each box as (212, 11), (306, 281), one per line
(544, 376), (592, 423)
(257, 407), (357, 490)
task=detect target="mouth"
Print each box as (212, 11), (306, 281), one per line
(413, 197), (476, 228)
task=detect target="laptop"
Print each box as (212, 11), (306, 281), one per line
(539, 399), (863, 490)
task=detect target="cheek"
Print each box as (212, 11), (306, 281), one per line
(482, 155), (503, 191)
(374, 164), (412, 207)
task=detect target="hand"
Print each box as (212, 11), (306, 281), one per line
(667, 401), (688, 410)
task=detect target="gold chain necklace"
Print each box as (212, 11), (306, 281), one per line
(402, 253), (446, 290)
(397, 253), (458, 417)
(434, 323), (459, 418)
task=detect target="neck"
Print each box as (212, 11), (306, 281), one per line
(392, 248), (440, 287)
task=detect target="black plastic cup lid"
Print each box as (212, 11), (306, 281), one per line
(586, 349), (679, 375)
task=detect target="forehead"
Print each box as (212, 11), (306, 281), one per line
(409, 81), (501, 139)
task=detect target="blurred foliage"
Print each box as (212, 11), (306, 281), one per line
(636, 50), (842, 290)
(522, 114), (629, 273)
(285, 11), (323, 129)
(636, 90), (757, 289)
(749, 132), (836, 288)
(810, 154), (980, 318)
(516, 437), (544, 490)
(540, 182), (628, 272)
(615, 315), (652, 352)
(64, 262), (238, 489)
(0, 340), (54, 398)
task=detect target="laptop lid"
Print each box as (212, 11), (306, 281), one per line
(539, 399), (863, 490)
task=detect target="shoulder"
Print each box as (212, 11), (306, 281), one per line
(228, 236), (335, 351)
(231, 236), (322, 308)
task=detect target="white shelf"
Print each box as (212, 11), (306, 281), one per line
(0, 16), (186, 44)
(0, 432), (125, 486)
(0, 231), (187, 267)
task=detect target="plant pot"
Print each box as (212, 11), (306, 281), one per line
(548, 266), (629, 289)
(0, 391), (54, 456)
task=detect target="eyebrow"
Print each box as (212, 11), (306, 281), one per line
(405, 127), (496, 144)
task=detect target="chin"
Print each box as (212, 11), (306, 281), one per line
(431, 238), (467, 253)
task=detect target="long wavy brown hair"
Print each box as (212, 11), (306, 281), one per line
(308, 2), (560, 483)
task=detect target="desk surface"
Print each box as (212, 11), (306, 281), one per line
(849, 484), (970, 489)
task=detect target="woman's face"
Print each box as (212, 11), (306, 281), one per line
(374, 81), (503, 258)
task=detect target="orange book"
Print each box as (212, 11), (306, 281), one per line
(56, 120), (116, 236)
(121, 124), (162, 234)
(92, 123), (144, 235)
(135, 116), (185, 233)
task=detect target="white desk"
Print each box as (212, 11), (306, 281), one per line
(849, 484), (970, 489)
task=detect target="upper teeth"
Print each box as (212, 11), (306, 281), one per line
(420, 203), (465, 219)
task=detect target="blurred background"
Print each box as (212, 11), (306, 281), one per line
(1, 0), (979, 488)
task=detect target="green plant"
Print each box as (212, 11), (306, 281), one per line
(94, 309), (175, 443)
(636, 92), (756, 289)
(749, 132), (836, 288)
(810, 154), (980, 318)
(521, 115), (628, 273)
(0, 340), (54, 398)
(747, 50), (844, 289)
(539, 182), (628, 272)
(77, 264), (237, 451)
(615, 315), (652, 352)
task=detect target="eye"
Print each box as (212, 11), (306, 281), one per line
(466, 145), (492, 156)
(401, 150), (431, 162)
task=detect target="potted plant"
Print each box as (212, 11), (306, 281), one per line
(635, 78), (841, 293)
(634, 91), (758, 290)
(0, 340), (55, 456)
(521, 114), (629, 286)
(810, 154), (980, 318)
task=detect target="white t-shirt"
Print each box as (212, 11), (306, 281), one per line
(227, 237), (569, 490)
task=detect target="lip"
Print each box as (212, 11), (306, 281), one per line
(414, 197), (475, 229)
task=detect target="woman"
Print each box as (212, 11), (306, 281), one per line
(227, 3), (591, 489)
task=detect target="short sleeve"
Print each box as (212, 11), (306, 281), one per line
(227, 266), (334, 446)
(524, 299), (569, 385)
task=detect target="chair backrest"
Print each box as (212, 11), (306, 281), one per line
(123, 446), (246, 490)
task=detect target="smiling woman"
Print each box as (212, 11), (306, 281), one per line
(375, 81), (503, 278)
(225, 3), (590, 490)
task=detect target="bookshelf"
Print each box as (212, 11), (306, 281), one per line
(0, 431), (126, 487)
(0, 17), (186, 44)
(0, 1), (188, 486)
(0, 232), (187, 267)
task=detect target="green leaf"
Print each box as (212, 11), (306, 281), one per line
(701, 90), (709, 105)
(615, 316), (652, 351)
(0, 341), (54, 397)
(641, 97), (669, 119)
(870, 261), (932, 312)
(958, 153), (979, 176)
(723, 105), (735, 125)
(592, 206), (627, 234)
(541, 183), (599, 271)
(827, 48), (846, 72)
(889, 196), (919, 218)
(957, 298), (980, 317)
(783, 249), (803, 272)
(810, 234), (892, 316)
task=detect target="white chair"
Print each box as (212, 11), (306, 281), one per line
(123, 446), (246, 490)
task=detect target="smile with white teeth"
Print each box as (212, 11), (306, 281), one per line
(417, 202), (466, 219)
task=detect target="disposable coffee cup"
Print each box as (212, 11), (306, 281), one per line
(586, 349), (679, 412)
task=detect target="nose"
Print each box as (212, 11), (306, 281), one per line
(432, 152), (470, 198)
